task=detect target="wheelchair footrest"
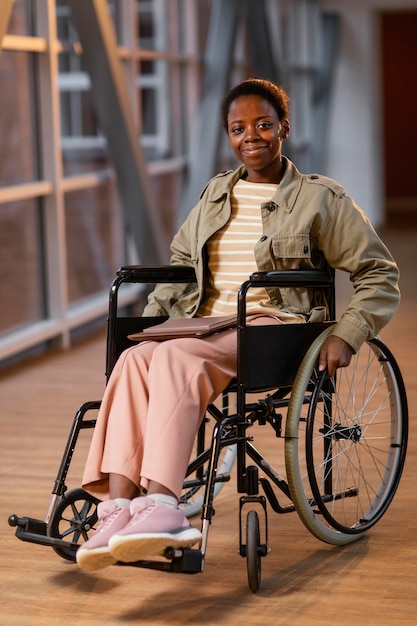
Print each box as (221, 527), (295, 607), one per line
(8, 514), (79, 551)
(119, 548), (204, 575)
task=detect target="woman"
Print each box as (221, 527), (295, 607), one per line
(76, 78), (399, 572)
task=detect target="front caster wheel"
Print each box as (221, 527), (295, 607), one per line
(246, 510), (262, 593)
(48, 488), (100, 561)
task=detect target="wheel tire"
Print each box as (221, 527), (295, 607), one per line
(246, 510), (262, 593)
(285, 329), (408, 545)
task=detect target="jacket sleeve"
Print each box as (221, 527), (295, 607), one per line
(142, 209), (198, 318)
(319, 195), (400, 352)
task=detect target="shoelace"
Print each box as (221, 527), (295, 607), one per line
(124, 502), (156, 529)
(98, 507), (125, 531)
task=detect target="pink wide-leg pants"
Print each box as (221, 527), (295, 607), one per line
(82, 328), (239, 500)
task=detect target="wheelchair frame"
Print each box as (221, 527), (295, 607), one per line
(9, 266), (408, 593)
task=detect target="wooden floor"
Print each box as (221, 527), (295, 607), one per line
(1, 228), (416, 626)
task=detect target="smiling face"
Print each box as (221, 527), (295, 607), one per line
(226, 94), (289, 183)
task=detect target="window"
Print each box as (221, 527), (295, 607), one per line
(0, 0), (199, 364)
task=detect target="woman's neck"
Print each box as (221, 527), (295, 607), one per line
(244, 158), (285, 184)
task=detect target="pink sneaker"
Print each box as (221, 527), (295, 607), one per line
(108, 496), (202, 563)
(76, 500), (131, 572)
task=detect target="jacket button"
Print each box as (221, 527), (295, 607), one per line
(309, 175), (319, 180)
(260, 235), (268, 242)
(303, 245), (309, 254)
(266, 201), (276, 212)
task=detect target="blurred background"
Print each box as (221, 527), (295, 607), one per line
(1, 0), (416, 368)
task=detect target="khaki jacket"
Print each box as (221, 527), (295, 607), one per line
(144, 157), (399, 352)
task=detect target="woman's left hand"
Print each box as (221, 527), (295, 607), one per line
(318, 335), (355, 378)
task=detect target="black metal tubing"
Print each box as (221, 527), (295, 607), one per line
(201, 414), (240, 525)
(236, 268), (335, 492)
(52, 401), (100, 496)
(237, 269), (334, 326)
(116, 265), (197, 284)
(106, 265), (197, 378)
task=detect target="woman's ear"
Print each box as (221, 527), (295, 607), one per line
(281, 119), (290, 140)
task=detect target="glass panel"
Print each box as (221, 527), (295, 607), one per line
(138, 0), (155, 49)
(176, 0), (186, 53)
(140, 87), (157, 135)
(138, 0), (167, 51)
(0, 198), (44, 336)
(57, 1), (110, 175)
(138, 58), (170, 158)
(59, 83), (110, 177)
(6, 0), (33, 36)
(56, 0), (119, 42)
(56, 0), (72, 44)
(150, 172), (181, 239)
(196, 0), (212, 55)
(106, 0), (118, 32)
(65, 181), (124, 304)
(140, 59), (155, 75)
(0, 51), (38, 186)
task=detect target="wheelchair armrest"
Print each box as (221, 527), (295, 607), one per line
(248, 269), (333, 288)
(116, 265), (197, 284)
(238, 269), (335, 323)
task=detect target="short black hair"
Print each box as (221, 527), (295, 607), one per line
(221, 78), (290, 131)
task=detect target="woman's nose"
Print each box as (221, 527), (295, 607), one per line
(244, 125), (259, 141)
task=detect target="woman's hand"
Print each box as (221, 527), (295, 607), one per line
(318, 335), (355, 378)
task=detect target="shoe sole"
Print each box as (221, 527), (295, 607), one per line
(76, 547), (116, 573)
(109, 529), (202, 563)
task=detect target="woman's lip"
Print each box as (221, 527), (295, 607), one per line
(241, 145), (268, 155)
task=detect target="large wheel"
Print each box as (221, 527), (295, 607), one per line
(180, 394), (237, 518)
(48, 488), (100, 561)
(285, 328), (408, 545)
(246, 510), (262, 593)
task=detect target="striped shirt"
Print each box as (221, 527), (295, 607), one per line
(197, 179), (281, 318)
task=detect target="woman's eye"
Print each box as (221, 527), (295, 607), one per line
(229, 122), (271, 134)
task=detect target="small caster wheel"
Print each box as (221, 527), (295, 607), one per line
(246, 510), (262, 592)
(48, 488), (100, 561)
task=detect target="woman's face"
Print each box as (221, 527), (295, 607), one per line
(226, 94), (289, 183)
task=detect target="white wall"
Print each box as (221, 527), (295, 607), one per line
(320, 0), (417, 226)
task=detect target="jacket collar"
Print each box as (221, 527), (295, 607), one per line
(208, 157), (303, 214)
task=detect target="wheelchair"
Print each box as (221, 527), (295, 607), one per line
(9, 265), (408, 592)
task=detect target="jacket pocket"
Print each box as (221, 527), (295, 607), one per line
(269, 235), (317, 314)
(272, 234), (312, 269)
